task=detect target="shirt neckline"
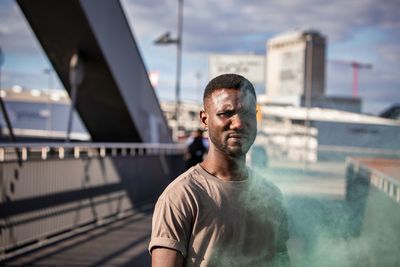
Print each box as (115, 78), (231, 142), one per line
(195, 163), (250, 185)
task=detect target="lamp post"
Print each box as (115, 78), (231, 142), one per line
(154, 0), (183, 140)
(304, 33), (313, 165)
(195, 72), (202, 104)
(44, 68), (53, 134)
(66, 52), (85, 142)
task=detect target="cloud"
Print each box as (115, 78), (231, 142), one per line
(0, 0), (42, 54)
(122, 0), (400, 53)
(121, 0), (177, 39)
(3, 0), (399, 56)
(1, 0), (399, 113)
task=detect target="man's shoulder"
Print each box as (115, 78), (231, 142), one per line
(158, 165), (205, 201)
(251, 168), (281, 189)
(248, 168), (285, 204)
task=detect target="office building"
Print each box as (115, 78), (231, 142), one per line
(266, 30), (326, 106)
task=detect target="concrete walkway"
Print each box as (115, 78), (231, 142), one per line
(3, 209), (153, 267)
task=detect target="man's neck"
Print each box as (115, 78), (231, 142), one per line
(201, 148), (248, 181)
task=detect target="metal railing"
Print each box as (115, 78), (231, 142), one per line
(0, 142), (185, 162)
(346, 157), (400, 205)
(0, 143), (185, 261)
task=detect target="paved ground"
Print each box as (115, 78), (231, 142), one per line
(263, 160), (347, 199)
(2, 209), (153, 267)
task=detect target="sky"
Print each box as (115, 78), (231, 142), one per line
(0, 0), (399, 115)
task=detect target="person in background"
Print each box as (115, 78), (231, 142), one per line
(149, 74), (290, 267)
(185, 128), (208, 169)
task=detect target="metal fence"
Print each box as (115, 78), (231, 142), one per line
(346, 157), (400, 205)
(345, 157), (400, 266)
(0, 143), (185, 260)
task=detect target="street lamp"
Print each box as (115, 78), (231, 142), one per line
(195, 72), (202, 104)
(154, 0), (183, 140)
(44, 68), (53, 133)
(66, 52), (85, 142)
(304, 33), (313, 165)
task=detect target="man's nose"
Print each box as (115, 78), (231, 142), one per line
(230, 114), (244, 130)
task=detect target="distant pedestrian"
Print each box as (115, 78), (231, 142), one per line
(185, 129), (207, 169)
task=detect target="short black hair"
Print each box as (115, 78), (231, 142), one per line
(203, 74), (256, 104)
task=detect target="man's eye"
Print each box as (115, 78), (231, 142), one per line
(218, 111), (234, 117)
(217, 113), (227, 117)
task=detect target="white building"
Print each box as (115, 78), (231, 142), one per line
(266, 30), (326, 106)
(0, 88), (204, 143)
(0, 88), (90, 141)
(160, 101), (203, 141)
(209, 53), (265, 94)
(256, 105), (400, 162)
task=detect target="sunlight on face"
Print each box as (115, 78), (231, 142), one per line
(206, 88), (257, 157)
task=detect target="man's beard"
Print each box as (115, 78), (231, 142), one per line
(209, 131), (255, 158)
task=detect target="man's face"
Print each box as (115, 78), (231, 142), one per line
(201, 88), (257, 157)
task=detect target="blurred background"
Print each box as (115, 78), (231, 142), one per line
(0, 0), (399, 266)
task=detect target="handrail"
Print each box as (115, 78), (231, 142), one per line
(0, 142), (186, 162)
(347, 157), (400, 204)
(0, 142), (185, 149)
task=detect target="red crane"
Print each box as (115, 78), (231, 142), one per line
(331, 60), (373, 98)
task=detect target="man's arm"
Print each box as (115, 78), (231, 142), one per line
(152, 247), (184, 267)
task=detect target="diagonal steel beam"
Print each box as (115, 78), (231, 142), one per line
(17, 0), (172, 143)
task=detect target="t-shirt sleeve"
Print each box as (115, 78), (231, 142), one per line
(148, 195), (192, 258)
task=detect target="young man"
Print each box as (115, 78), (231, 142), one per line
(149, 74), (290, 267)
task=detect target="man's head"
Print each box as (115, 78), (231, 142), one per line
(200, 74), (257, 158)
(203, 74), (256, 105)
(194, 128), (203, 138)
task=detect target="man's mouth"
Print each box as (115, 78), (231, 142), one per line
(227, 133), (246, 140)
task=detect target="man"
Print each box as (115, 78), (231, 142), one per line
(185, 128), (208, 169)
(149, 74), (290, 267)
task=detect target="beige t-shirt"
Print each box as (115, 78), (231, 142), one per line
(149, 164), (289, 267)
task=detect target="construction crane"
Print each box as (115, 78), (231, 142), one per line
(330, 59), (373, 98)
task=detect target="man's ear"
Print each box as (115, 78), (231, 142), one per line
(200, 110), (208, 130)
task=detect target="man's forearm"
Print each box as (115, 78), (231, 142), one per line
(152, 247), (184, 267)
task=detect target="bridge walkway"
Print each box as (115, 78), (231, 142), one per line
(2, 207), (153, 267)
